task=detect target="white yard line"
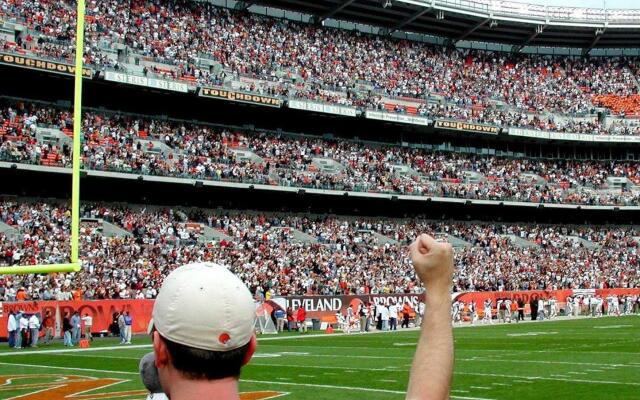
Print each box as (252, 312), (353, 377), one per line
(244, 381), (496, 400)
(10, 347), (640, 372)
(0, 344), (152, 356)
(457, 371), (640, 386)
(0, 361), (138, 375)
(457, 357), (640, 368)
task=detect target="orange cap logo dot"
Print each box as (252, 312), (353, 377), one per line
(219, 333), (231, 344)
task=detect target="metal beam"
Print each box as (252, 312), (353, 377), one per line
(583, 28), (606, 55)
(453, 18), (490, 43)
(235, 0), (259, 11)
(515, 25), (546, 52)
(389, 7), (432, 34)
(315, 0), (358, 23)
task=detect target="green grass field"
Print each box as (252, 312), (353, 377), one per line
(0, 316), (637, 399)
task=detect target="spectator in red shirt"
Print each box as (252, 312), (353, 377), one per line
(296, 307), (307, 334)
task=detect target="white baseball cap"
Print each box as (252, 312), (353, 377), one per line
(149, 262), (256, 351)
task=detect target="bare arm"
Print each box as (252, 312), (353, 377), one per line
(406, 234), (454, 400)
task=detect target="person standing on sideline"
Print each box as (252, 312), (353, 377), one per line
(286, 307), (294, 331)
(124, 311), (133, 344)
(14, 311), (23, 349)
(7, 311), (17, 348)
(380, 302), (390, 331)
(406, 233), (454, 400)
(81, 313), (93, 341)
(530, 298), (538, 321)
(483, 299), (493, 324)
(375, 302), (383, 330)
(19, 312), (29, 348)
(470, 301), (478, 325)
(537, 298), (545, 321)
(517, 298), (525, 321)
(63, 312), (73, 347)
(401, 302), (412, 328)
(510, 299), (518, 323)
(118, 312), (126, 344)
(296, 307), (307, 333)
(28, 313), (40, 347)
(43, 310), (55, 344)
(416, 300), (425, 327)
(70, 312), (81, 345)
(359, 303), (367, 333)
(389, 302), (398, 331)
(274, 308), (286, 333)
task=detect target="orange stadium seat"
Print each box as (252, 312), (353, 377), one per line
(592, 94), (640, 116)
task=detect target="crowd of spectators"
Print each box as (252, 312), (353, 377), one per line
(3, 1), (640, 127)
(1, 101), (639, 206)
(0, 200), (638, 300)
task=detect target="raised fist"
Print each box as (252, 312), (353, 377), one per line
(409, 234), (454, 294)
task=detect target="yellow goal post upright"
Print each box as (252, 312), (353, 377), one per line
(0, 0), (86, 275)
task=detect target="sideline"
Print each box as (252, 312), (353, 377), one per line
(0, 314), (635, 357)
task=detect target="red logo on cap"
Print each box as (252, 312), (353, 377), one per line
(218, 333), (231, 345)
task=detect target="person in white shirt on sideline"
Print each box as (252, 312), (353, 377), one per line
(7, 311), (17, 348)
(549, 297), (557, 319)
(28, 314), (40, 347)
(380, 303), (390, 331)
(388, 303), (398, 331)
(483, 299), (492, 324)
(504, 298), (512, 323)
(416, 301), (425, 327)
(82, 313), (93, 342)
(537, 298), (545, 321)
(469, 301), (478, 325)
(18, 313), (29, 349)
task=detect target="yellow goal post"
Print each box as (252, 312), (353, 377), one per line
(0, 0), (86, 275)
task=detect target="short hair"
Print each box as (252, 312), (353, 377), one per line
(162, 335), (250, 380)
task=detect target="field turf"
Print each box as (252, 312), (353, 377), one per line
(0, 316), (637, 399)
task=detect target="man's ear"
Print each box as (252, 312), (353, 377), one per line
(153, 331), (170, 368)
(242, 335), (257, 366)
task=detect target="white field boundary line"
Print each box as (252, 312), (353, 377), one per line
(0, 361), (495, 400)
(456, 372), (640, 386)
(14, 356), (640, 388)
(0, 360), (637, 391)
(15, 349), (640, 370)
(243, 380), (496, 400)
(60, 352), (640, 370)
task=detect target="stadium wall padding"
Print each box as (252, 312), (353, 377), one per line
(0, 287), (638, 338)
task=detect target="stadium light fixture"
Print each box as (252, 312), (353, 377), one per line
(1, 0), (86, 275)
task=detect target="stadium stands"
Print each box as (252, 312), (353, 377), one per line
(1, 100), (639, 206)
(2, 1), (640, 137)
(0, 200), (638, 300)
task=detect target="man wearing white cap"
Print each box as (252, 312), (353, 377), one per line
(147, 233), (453, 400)
(148, 262), (257, 400)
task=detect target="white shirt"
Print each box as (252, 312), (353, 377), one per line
(81, 316), (93, 327)
(28, 315), (40, 330)
(380, 307), (390, 321)
(19, 317), (29, 330)
(388, 304), (398, 317)
(7, 314), (17, 332)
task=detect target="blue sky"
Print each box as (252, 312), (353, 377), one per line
(521, 0), (634, 9)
